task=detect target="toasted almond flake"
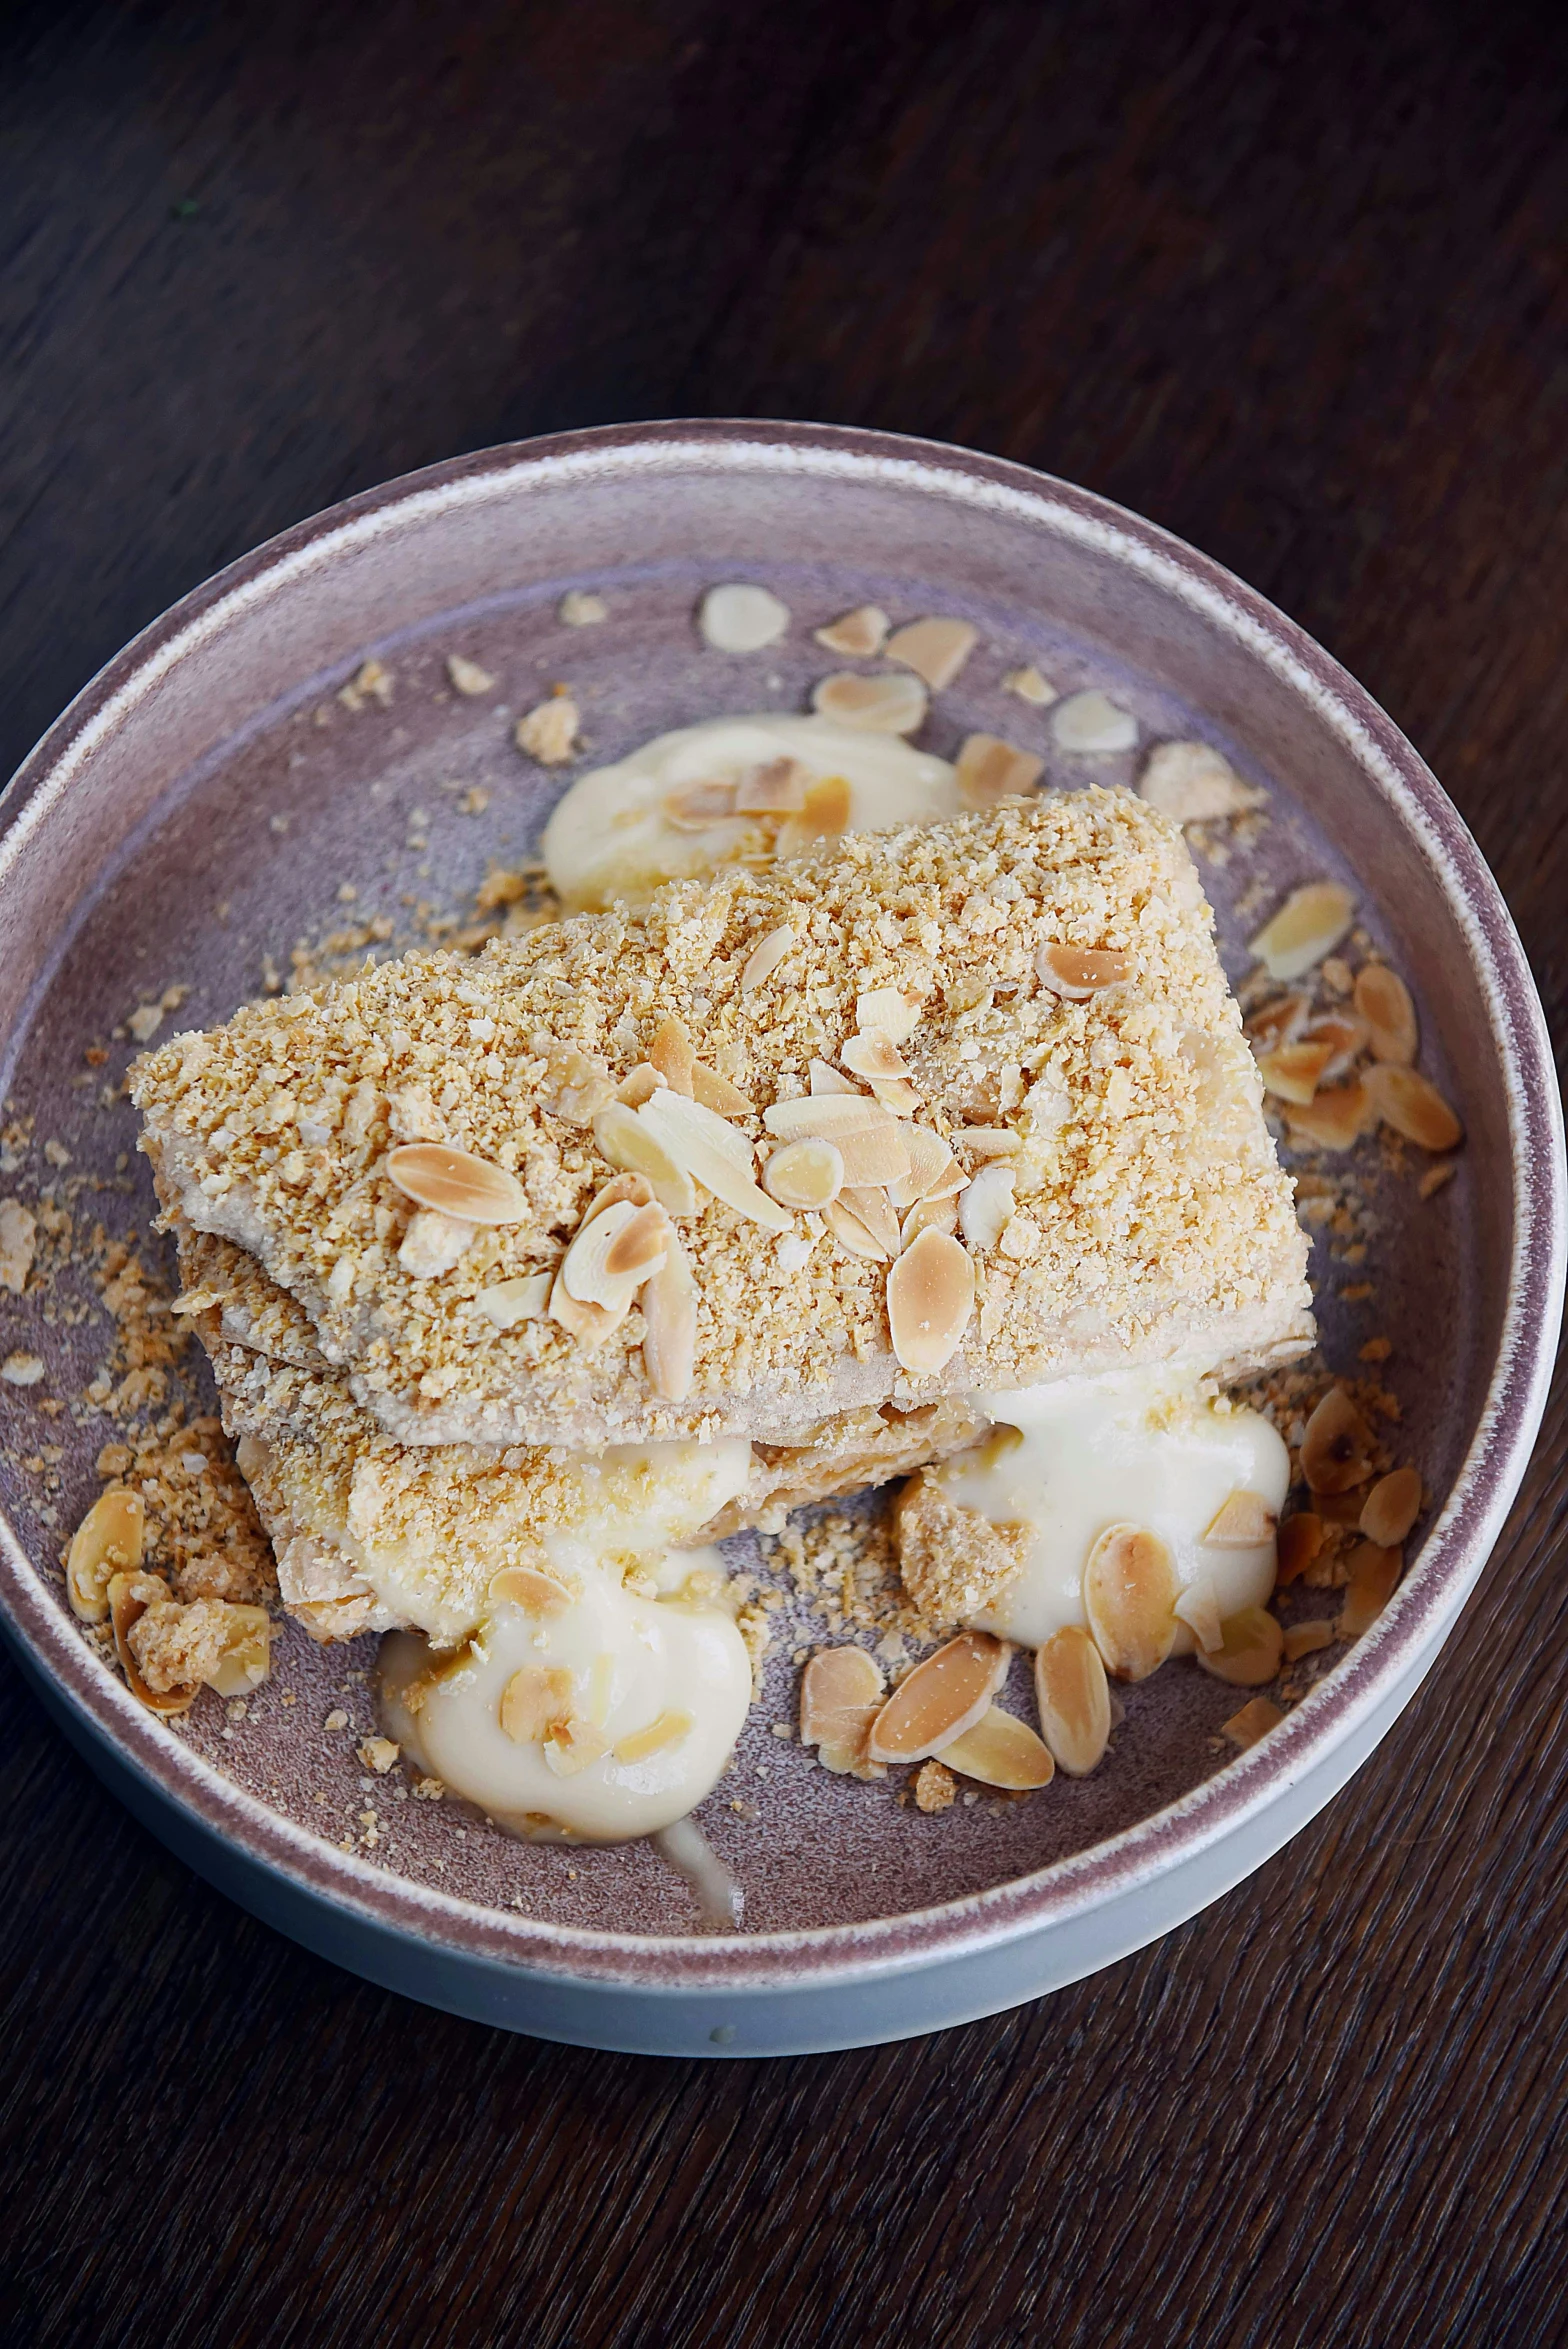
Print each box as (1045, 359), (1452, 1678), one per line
(662, 780), (739, 831)
(616, 1063), (664, 1108)
(1364, 1063), (1463, 1152)
(900, 1194), (959, 1246)
(489, 1565), (577, 1617)
(810, 1058), (862, 1095)
(811, 671), (928, 734)
(603, 1201), (672, 1281)
(1283, 1081), (1375, 1153)
(886, 1227), (974, 1374)
(544, 1716), (611, 1776)
(1301, 1386), (1376, 1494)
(763, 1138), (844, 1210)
(1275, 1513), (1324, 1585)
(1361, 1467), (1422, 1547)
(1419, 1161), (1457, 1201)
(739, 923), (795, 994)
(446, 653), (495, 695)
(1174, 1578), (1224, 1652)
(108, 1571), (198, 1716)
(951, 1126), (1022, 1160)
(67, 1488), (146, 1623)
(813, 604), (890, 658)
(515, 695), (580, 765)
(561, 1201), (643, 1309)
(1250, 881), (1355, 981)
(641, 1226), (697, 1401)
(856, 986), (924, 1043)
(1139, 739), (1260, 823)
(1203, 1489), (1277, 1548)
(1301, 1014), (1368, 1078)
(841, 1185), (902, 1255)
(867, 1630), (1010, 1763)
(764, 1094), (910, 1188)
(1035, 941), (1133, 997)
(397, 1207), (476, 1278)
(955, 733), (1045, 808)
(559, 589), (608, 626)
(1283, 1620), (1334, 1661)
(840, 1031), (910, 1087)
(1222, 1697), (1283, 1749)
(885, 616), (978, 690)
(1247, 992), (1312, 1054)
(1338, 1541), (1402, 1637)
(475, 1270), (553, 1329)
(699, 582), (790, 652)
(824, 1196), (890, 1261)
(887, 1123), (960, 1211)
(1196, 1604), (1283, 1687)
(1258, 1040), (1337, 1106)
(1083, 1524), (1179, 1682)
(614, 1709), (692, 1763)
(647, 1015), (697, 1096)
(734, 757), (807, 813)
(500, 1665), (576, 1743)
(1034, 1626), (1112, 1776)
(863, 1073), (923, 1117)
(776, 772), (854, 859)
(1052, 689), (1138, 753)
(690, 1061), (755, 1117)
(548, 1269), (628, 1345)
(1003, 664), (1057, 705)
(592, 1102), (699, 1217)
(386, 1142), (528, 1225)
(1354, 963), (1419, 1064)
(941, 1706), (1055, 1790)
(582, 1172), (656, 1225)
(800, 1645), (885, 1777)
(640, 1091), (792, 1230)
(957, 1163), (1015, 1253)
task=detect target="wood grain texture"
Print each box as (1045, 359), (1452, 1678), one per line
(3, 2), (1567, 2342)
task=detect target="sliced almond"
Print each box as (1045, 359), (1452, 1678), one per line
(1052, 689), (1138, 753)
(386, 1142), (528, 1225)
(900, 1194), (959, 1247)
(856, 987), (924, 1043)
(1174, 1578), (1224, 1653)
(955, 733), (1045, 808)
(739, 923), (795, 994)
(952, 1127), (1022, 1161)
(613, 1709), (692, 1763)
(1300, 1013), (1368, 1079)
(1275, 1513), (1324, 1585)
(764, 1094), (910, 1188)
(811, 671), (928, 734)
(886, 1227), (974, 1374)
(204, 1606), (273, 1699)
(1301, 1387), (1376, 1495)
(810, 1058), (861, 1095)
(548, 1270), (628, 1346)
(647, 1016), (697, 1095)
(582, 1171), (656, 1223)
(1419, 1162), (1457, 1201)
(1246, 992), (1312, 1054)
(488, 1565), (577, 1618)
(814, 604), (890, 658)
(592, 1102), (697, 1218)
(763, 1137), (844, 1210)
(690, 1061), (755, 1116)
(866, 1630), (1009, 1763)
(699, 582), (790, 652)
(662, 780), (738, 831)
(841, 1031), (911, 1085)
(885, 616), (977, 690)
(1249, 881), (1355, 982)
(840, 1185), (902, 1255)
(1360, 1467), (1422, 1547)
(1258, 1040), (1337, 1106)
(941, 1705), (1055, 1790)
(1364, 1064), (1462, 1152)
(67, 1487), (146, 1623)
(603, 1202), (672, 1281)
(108, 1571), (198, 1717)
(616, 1063), (664, 1109)
(887, 1124), (961, 1211)
(1003, 663), (1057, 704)
(824, 1196), (891, 1261)
(641, 1227), (697, 1401)
(1083, 1523), (1179, 1682)
(957, 1163), (1015, 1253)
(863, 1073), (923, 1117)
(1202, 1489), (1277, 1548)
(1139, 739), (1259, 823)
(1036, 942), (1133, 997)
(475, 1271), (553, 1329)
(1338, 1541), (1402, 1637)
(734, 757), (807, 814)
(776, 772), (854, 858)
(1354, 963), (1418, 1064)
(544, 1717), (611, 1776)
(1222, 1696), (1283, 1749)
(1196, 1604), (1283, 1687)
(562, 1201), (645, 1309)
(1283, 1620), (1334, 1661)
(1034, 1626), (1112, 1776)
(639, 1091), (792, 1230)
(397, 1207), (476, 1279)
(800, 1644), (885, 1776)
(1283, 1080), (1375, 1153)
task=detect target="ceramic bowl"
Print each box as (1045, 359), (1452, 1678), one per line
(0, 421), (1561, 2056)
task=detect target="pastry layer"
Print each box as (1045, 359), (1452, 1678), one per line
(137, 792), (1313, 1451)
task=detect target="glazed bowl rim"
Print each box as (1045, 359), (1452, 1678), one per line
(1, 417), (1561, 1994)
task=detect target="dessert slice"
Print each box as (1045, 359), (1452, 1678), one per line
(134, 790), (1313, 1456)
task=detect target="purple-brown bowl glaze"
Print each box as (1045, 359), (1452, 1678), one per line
(0, 422), (1561, 2055)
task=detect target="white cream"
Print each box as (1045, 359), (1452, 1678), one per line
(942, 1371), (1289, 1650)
(542, 714), (961, 911)
(378, 1565), (752, 1843)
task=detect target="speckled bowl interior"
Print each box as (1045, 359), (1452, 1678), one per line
(0, 423), (1557, 1967)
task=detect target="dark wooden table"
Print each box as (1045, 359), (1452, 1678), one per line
(4, 4), (1568, 2342)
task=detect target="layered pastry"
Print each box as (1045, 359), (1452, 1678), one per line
(132, 788), (1314, 1841)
